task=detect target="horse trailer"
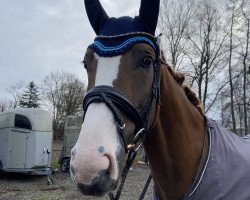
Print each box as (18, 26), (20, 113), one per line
(0, 108), (53, 175)
(60, 115), (82, 172)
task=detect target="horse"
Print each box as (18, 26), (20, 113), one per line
(70, 0), (250, 199)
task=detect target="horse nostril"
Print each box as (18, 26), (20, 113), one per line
(103, 153), (117, 179)
(98, 146), (105, 154)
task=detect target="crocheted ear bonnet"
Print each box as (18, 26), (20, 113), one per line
(84, 0), (160, 57)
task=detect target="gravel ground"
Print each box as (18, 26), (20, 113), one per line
(0, 164), (153, 200)
(0, 140), (154, 200)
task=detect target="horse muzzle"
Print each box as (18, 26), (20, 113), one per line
(76, 169), (118, 196)
(70, 150), (118, 196)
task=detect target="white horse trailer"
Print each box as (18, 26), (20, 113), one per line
(60, 115), (82, 172)
(0, 108), (53, 175)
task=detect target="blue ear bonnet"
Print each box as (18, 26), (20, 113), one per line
(98, 16), (145, 36)
(89, 16), (160, 57)
(89, 33), (159, 57)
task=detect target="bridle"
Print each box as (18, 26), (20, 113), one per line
(83, 62), (161, 149)
(83, 46), (161, 153)
(82, 38), (161, 199)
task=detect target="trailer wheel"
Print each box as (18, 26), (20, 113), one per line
(61, 158), (70, 172)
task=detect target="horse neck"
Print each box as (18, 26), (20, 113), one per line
(144, 65), (206, 200)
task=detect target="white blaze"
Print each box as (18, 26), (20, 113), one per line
(95, 53), (121, 86)
(71, 54), (123, 184)
(73, 103), (121, 182)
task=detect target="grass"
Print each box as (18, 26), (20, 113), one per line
(51, 160), (60, 169)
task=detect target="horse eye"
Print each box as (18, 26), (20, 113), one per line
(141, 57), (153, 66)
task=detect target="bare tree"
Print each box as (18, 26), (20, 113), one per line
(41, 71), (86, 138)
(158, 0), (195, 69)
(224, 0), (243, 133)
(6, 80), (24, 109)
(240, 0), (250, 134)
(0, 99), (9, 112)
(158, 0), (249, 132)
(0, 101), (4, 112)
(185, 0), (228, 111)
(217, 0), (250, 134)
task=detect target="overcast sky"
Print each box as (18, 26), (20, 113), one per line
(0, 0), (140, 100)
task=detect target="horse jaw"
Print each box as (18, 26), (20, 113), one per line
(70, 54), (125, 196)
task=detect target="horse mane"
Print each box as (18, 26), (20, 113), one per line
(161, 52), (205, 116)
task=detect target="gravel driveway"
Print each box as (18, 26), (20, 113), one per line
(0, 140), (154, 200)
(0, 164), (153, 200)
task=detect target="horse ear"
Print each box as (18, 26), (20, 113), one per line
(139, 0), (160, 35)
(84, 0), (110, 35)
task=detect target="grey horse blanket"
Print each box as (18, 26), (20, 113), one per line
(152, 119), (250, 200)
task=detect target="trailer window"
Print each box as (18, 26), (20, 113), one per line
(14, 114), (32, 130)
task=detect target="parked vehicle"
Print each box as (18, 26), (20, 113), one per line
(0, 108), (53, 177)
(59, 116), (82, 172)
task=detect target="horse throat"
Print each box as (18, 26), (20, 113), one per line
(144, 65), (207, 200)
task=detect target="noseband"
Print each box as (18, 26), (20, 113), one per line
(83, 57), (161, 152)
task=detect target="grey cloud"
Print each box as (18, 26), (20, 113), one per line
(0, 0), (140, 100)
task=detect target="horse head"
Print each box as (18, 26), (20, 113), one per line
(70, 0), (160, 196)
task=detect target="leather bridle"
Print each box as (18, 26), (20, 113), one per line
(82, 40), (161, 200)
(82, 58), (161, 153)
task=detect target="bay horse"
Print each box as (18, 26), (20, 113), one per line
(70, 0), (250, 199)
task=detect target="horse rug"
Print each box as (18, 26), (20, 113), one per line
(189, 118), (250, 200)
(152, 118), (250, 200)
